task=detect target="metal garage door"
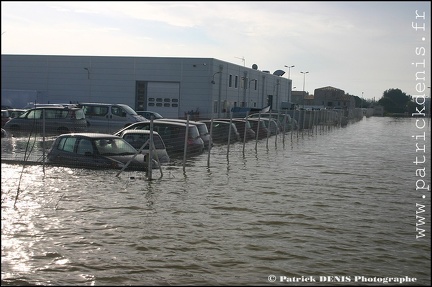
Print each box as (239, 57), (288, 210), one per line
(146, 82), (180, 118)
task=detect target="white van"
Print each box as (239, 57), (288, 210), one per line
(78, 103), (147, 133)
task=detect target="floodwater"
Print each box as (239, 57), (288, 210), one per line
(1, 117), (431, 286)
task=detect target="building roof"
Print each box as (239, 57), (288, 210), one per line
(315, 86), (344, 92)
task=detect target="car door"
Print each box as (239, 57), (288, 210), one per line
(108, 105), (130, 133)
(83, 105), (111, 133)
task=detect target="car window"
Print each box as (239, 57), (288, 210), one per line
(196, 124), (209, 135)
(153, 135), (165, 149)
(188, 126), (200, 139)
(58, 137), (77, 153)
(95, 139), (116, 154)
(83, 106), (108, 116)
(77, 139), (94, 155)
(95, 138), (136, 155)
(123, 133), (165, 149)
(18, 111), (28, 118)
(136, 134), (165, 149)
(119, 104), (138, 115)
(112, 106), (126, 117)
(27, 109), (42, 119)
(9, 111), (25, 118)
(44, 109), (67, 119)
(156, 126), (172, 138)
(72, 109), (86, 120)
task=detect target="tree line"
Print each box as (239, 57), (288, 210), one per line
(349, 88), (427, 115)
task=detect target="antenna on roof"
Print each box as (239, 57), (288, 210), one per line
(235, 56), (245, 67)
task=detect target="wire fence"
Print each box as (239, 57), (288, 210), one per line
(2, 109), (365, 179)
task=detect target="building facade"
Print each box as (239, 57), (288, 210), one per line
(1, 55), (292, 119)
(313, 86), (354, 109)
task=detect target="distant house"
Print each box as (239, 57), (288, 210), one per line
(291, 91), (309, 106)
(373, 105), (384, 116)
(313, 86), (354, 109)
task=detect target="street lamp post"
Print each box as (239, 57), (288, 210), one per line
(211, 69), (223, 117)
(211, 71), (221, 84)
(84, 67), (91, 100)
(300, 71), (309, 109)
(284, 65), (295, 79)
(249, 79), (256, 107)
(84, 67), (90, 79)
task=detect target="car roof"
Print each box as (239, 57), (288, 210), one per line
(217, 118), (248, 122)
(139, 111), (161, 114)
(159, 118), (204, 125)
(152, 120), (197, 127)
(121, 130), (161, 136)
(28, 106), (80, 110)
(78, 102), (127, 106)
(246, 118), (265, 121)
(57, 133), (121, 139)
(200, 119), (234, 123)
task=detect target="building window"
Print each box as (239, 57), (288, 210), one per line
(235, 75), (238, 88)
(229, 75), (233, 87)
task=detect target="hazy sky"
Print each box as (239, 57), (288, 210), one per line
(1, 1), (431, 100)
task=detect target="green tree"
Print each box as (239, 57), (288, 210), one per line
(378, 88), (412, 114)
(352, 95), (372, 108)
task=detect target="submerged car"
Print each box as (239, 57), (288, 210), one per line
(156, 118), (211, 149)
(3, 106), (87, 135)
(199, 120), (240, 144)
(47, 133), (159, 171)
(113, 121), (204, 156)
(246, 118), (270, 140)
(217, 118), (256, 142)
(77, 103), (147, 133)
(119, 130), (170, 164)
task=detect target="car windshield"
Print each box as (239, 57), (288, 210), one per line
(143, 111), (163, 119)
(94, 138), (137, 155)
(196, 123), (209, 136)
(188, 126), (200, 139)
(119, 104), (138, 115)
(123, 133), (166, 149)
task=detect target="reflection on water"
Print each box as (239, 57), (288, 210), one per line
(1, 117), (431, 285)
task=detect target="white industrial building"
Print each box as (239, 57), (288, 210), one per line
(1, 55), (293, 119)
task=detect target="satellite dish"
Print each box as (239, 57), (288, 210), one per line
(252, 64), (258, 70)
(273, 69), (285, 76)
